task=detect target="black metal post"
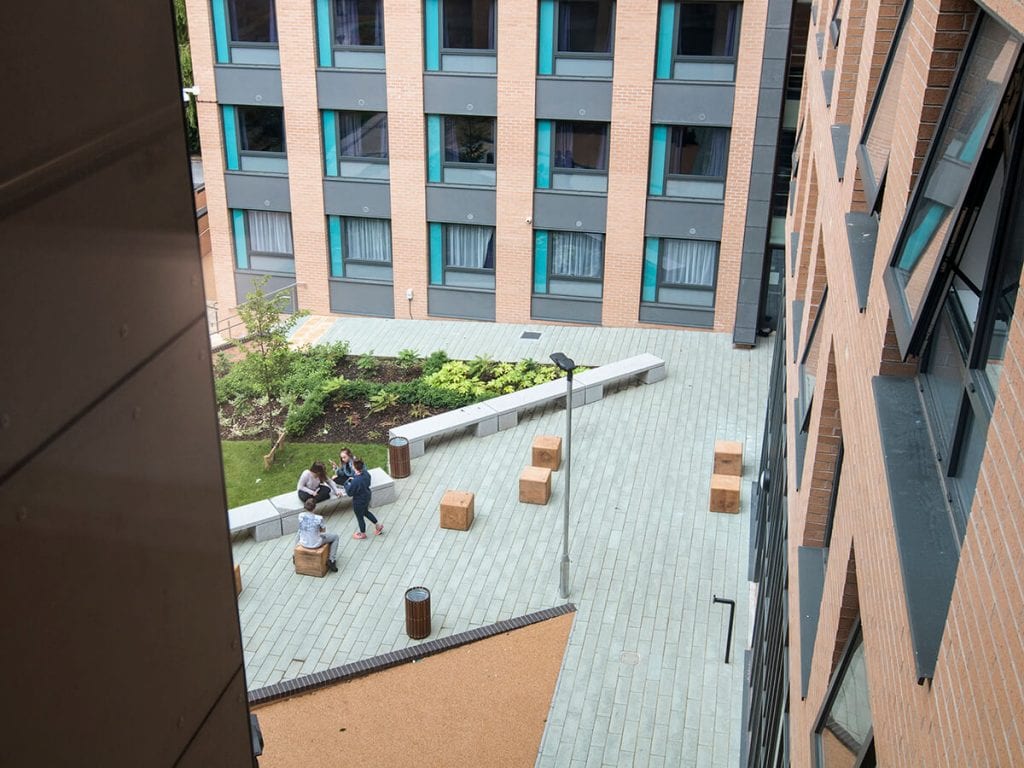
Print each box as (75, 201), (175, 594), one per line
(712, 595), (736, 663)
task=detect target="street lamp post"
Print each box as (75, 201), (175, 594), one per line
(550, 352), (575, 599)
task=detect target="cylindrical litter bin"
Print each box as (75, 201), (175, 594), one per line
(404, 586), (431, 639)
(389, 436), (411, 479)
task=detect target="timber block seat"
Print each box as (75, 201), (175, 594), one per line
(293, 544), (330, 577)
(520, 466), (552, 505)
(713, 440), (743, 477)
(710, 474), (741, 514)
(532, 435), (562, 470)
(440, 490), (475, 531)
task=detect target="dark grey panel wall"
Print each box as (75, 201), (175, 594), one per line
(2, 1), (251, 763)
(639, 304), (715, 328)
(651, 82), (735, 126)
(329, 279), (395, 317)
(214, 65), (283, 106)
(225, 172), (292, 211)
(535, 78), (613, 121)
(323, 179), (391, 217)
(235, 272), (298, 312)
(426, 186), (496, 225)
(533, 191), (607, 232)
(316, 70), (388, 111)
(645, 199), (724, 241)
(423, 74), (498, 116)
(531, 295), (602, 324)
(428, 286), (496, 320)
(734, 0), (795, 345)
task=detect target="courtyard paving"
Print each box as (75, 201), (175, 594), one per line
(231, 317), (773, 767)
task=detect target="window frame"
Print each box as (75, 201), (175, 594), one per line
(439, 223), (496, 289)
(672, 0), (743, 82)
(226, 0), (279, 47)
(829, 0), (842, 48)
(553, 0), (617, 60)
(661, 124), (731, 200)
(336, 110), (389, 163)
(328, 215), (393, 282)
(797, 287), (828, 432)
(330, 0), (385, 52)
(536, 230), (606, 298)
(811, 621), (876, 768)
(442, 115), (497, 171)
(436, 0), (496, 57)
(547, 120), (611, 191)
(822, 439), (843, 554)
(235, 105), (287, 160)
(645, 238), (720, 308)
(241, 209), (295, 275)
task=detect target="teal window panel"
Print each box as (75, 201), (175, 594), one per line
(328, 216), (344, 277)
(211, 0), (230, 63)
(223, 106), (240, 170)
(425, 0), (441, 71)
(534, 231), (549, 293)
(427, 115), (443, 183)
(536, 120), (552, 189)
(232, 209), (249, 269)
(655, 1), (676, 79)
(323, 111), (338, 177)
(316, 0), (333, 67)
(642, 238), (659, 302)
(538, 0), (555, 75)
(429, 223), (444, 284)
(649, 125), (668, 195)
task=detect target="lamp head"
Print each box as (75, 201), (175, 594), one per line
(549, 352), (575, 373)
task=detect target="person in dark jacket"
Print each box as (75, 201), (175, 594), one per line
(331, 447), (357, 486)
(344, 459), (383, 540)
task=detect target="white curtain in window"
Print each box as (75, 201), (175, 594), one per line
(445, 225), (494, 268)
(247, 210), (293, 254)
(662, 239), (717, 286)
(345, 218), (391, 262)
(697, 129), (729, 177)
(551, 232), (603, 277)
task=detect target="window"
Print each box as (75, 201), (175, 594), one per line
(319, 0), (384, 69)
(327, 216), (392, 281)
(228, 0), (278, 43)
(650, 125), (730, 199)
(324, 111), (388, 179)
(812, 624), (874, 768)
(641, 238), (719, 307)
(427, 0), (496, 72)
(823, 440), (844, 552)
(538, 0), (615, 77)
(224, 106), (287, 174)
(675, 1), (741, 81)
(857, 0), (912, 210)
(533, 231), (605, 298)
(537, 120), (610, 192)
(233, 210), (294, 274)
(829, 0), (842, 48)
(429, 224), (496, 289)
(213, 0), (279, 64)
(426, 116), (496, 185)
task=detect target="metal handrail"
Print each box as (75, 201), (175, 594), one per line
(209, 281), (303, 339)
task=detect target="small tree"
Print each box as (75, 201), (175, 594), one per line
(233, 277), (307, 444)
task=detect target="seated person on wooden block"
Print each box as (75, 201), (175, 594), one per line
(297, 461), (344, 505)
(331, 447), (357, 486)
(344, 459), (383, 540)
(297, 499), (339, 573)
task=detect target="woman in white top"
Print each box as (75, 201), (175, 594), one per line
(296, 461), (342, 505)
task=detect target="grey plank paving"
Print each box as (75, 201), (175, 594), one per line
(232, 318), (772, 767)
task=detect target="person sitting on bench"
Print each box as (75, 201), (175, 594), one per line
(331, 447), (357, 486)
(297, 461), (343, 505)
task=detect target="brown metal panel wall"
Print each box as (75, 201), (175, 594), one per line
(0, 2), (251, 765)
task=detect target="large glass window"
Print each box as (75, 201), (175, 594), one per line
(333, 0), (383, 46)
(548, 121), (609, 192)
(665, 126), (729, 199)
(328, 217), (392, 281)
(541, 0), (615, 77)
(443, 0), (494, 50)
(339, 111), (388, 159)
(858, 0), (912, 211)
(440, 224), (496, 289)
(441, 116), (496, 185)
(228, 0), (278, 43)
(230, 106), (287, 173)
(534, 231), (605, 298)
(675, 1), (741, 81)
(813, 626), (874, 767)
(643, 239), (719, 307)
(242, 210), (294, 274)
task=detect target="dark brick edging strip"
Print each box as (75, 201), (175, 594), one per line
(248, 602), (577, 706)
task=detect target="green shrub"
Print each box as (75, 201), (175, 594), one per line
(284, 390), (328, 437)
(422, 349), (450, 376)
(396, 348), (421, 369)
(466, 354), (494, 378)
(357, 351), (379, 374)
(336, 379), (380, 401)
(367, 389), (400, 414)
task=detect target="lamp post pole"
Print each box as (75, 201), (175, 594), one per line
(550, 352), (575, 599)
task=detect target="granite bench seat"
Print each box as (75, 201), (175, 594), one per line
(227, 499), (283, 542)
(574, 353), (666, 404)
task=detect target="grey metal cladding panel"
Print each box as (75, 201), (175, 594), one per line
(794, 398), (808, 487)
(329, 279), (395, 317)
(790, 231), (799, 276)
(316, 69), (388, 110)
(831, 124), (851, 179)
(235, 272), (297, 312)
(759, 57), (788, 88)
(644, 199), (723, 240)
(872, 375), (958, 682)
(755, 117), (780, 146)
(534, 192), (607, 232)
(791, 299), (804, 361)
(214, 65), (284, 106)
(224, 172), (291, 211)
(0, 320), (248, 763)
(323, 179), (391, 217)
(757, 87), (784, 117)
(639, 304), (714, 328)
(764, 28), (792, 56)
(749, 171), (774, 203)
(651, 82), (735, 126)
(0, 125), (206, 477)
(732, 307), (758, 345)
(423, 74), (497, 116)
(751, 145), (777, 175)
(741, 247), (765, 272)
(738, 276), (762, 304)
(798, 547), (827, 699)
(822, 70), (835, 106)
(535, 78), (613, 121)
(531, 295), (603, 324)
(428, 286), (496, 321)
(846, 212), (878, 311)
(767, 0), (795, 27)
(426, 185), (497, 225)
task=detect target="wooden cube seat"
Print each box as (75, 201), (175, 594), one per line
(519, 466), (552, 505)
(713, 440), (743, 477)
(233, 564), (242, 596)
(441, 490), (475, 531)
(532, 435), (562, 470)
(710, 473), (742, 514)
(293, 543), (330, 577)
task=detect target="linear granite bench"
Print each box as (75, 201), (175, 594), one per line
(228, 499), (284, 542)
(574, 353), (666, 404)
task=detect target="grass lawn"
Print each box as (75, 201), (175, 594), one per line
(222, 440), (389, 508)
